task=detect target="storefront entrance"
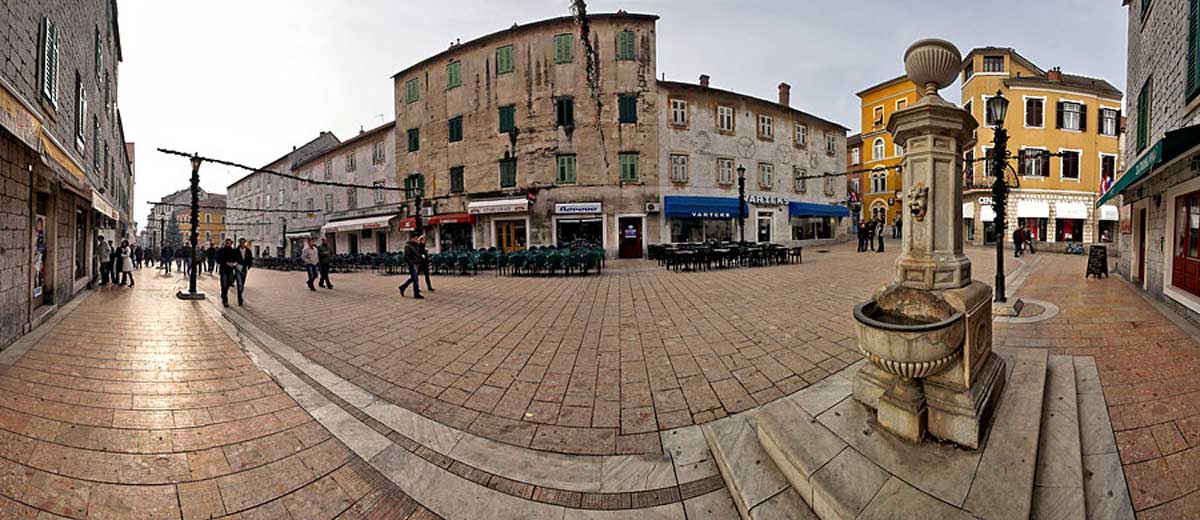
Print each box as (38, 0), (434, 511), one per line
(618, 217), (642, 258)
(496, 219), (527, 253)
(348, 234), (359, 255)
(439, 223), (473, 252)
(33, 193), (51, 307)
(556, 218), (603, 248)
(757, 211), (773, 243)
(376, 232), (388, 254)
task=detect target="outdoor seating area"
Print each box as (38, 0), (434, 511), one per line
(649, 242), (802, 272)
(252, 253), (391, 273)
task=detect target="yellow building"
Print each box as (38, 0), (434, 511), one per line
(855, 76), (921, 228)
(960, 47), (1122, 246)
(174, 194), (227, 247)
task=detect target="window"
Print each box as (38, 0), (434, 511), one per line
(496, 45), (514, 74)
(618, 95), (637, 123)
(717, 106), (734, 132)
(964, 150), (975, 179)
(670, 154), (688, 183)
(499, 105), (515, 133)
(407, 128), (420, 152)
(824, 176), (835, 196)
(981, 146), (994, 176)
(616, 31), (635, 60)
(345, 152), (356, 172)
(554, 34), (573, 64)
(758, 114), (774, 140)
(1025, 98), (1044, 127)
(557, 155), (577, 184)
(324, 160), (332, 180)
(827, 135), (837, 154)
(963, 62), (974, 82)
(278, 189), (284, 207)
(499, 159), (517, 187)
(1057, 102), (1084, 131)
(405, 78), (419, 103)
(1137, 78), (1152, 152)
(893, 143), (903, 157)
(795, 124), (808, 146)
(1190, 0), (1199, 100)
(873, 106), (884, 127)
(1101, 155), (1117, 189)
(266, 194), (271, 208)
(306, 198), (314, 211)
(872, 138), (885, 160)
(896, 99), (907, 111)
(1143, 0), (1154, 20)
(373, 141), (386, 164)
(1173, 191), (1200, 297)
(369, 181), (384, 204)
(446, 61), (462, 89)
(74, 73), (86, 147)
(619, 153), (639, 182)
(717, 158), (735, 185)
(448, 116), (463, 142)
(556, 98), (574, 127)
(1060, 150), (1080, 180)
(347, 187), (357, 209)
(92, 117), (99, 170)
(758, 162), (774, 188)
(1020, 149), (1049, 177)
(204, 214), (212, 224)
(851, 148), (860, 165)
(404, 173), (424, 198)
(40, 17), (60, 105)
(1101, 108), (1120, 136)
(983, 56), (1004, 73)
(794, 168), (807, 193)
(670, 99), (687, 126)
(871, 169), (887, 193)
(94, 28), (102, 81)
(450, 166), (464, 193)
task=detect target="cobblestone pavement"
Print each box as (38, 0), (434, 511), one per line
(0, 272), (439, 519)
(199, 241), (1009, 456)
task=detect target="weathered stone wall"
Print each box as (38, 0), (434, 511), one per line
(0, 134), (33, 348)
(1126, 0), (1200, 155)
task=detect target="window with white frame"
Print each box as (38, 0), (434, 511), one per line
(670, 154), (689, 183)
(851, 148), (860, 165)
(896, 99), (907, 111)
(1025, 98), (1044, 127)
(794, 167), (807, 193)
(758, 162), (774, 188)
(40, 17), (60, 106)
(871, 168), (887, 193)
(758, 115), (774, 140)
(1060, 150), (1080, 180)
(1101, 108), (1119, 136)
(717, 158), (735, 185)
(873, 106), (884, 127)
(1021, 148), (1048, 177)
(717, 106), (734, 132)
(346, 152), (356, 172)
(824, 175), (835, 196)
(1061, 102), (1082, 131)
(373, 141), (386, 164)
(795, 124), (808, 146)
(872, 138), (885, 160)
(826, 135), (836, 154)
(894, 143), (903, 157)
(670, 99), (687, 126)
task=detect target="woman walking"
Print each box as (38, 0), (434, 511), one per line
(117, 240), (135, 287)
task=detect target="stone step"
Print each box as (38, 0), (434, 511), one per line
(701, 413), (818, 520)
(962, 348), (1049, 520)
(1074, 356), (1135, 520)
(1031, 355), (1086, 519)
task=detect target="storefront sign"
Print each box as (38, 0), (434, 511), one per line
(1120, 205), (1132, 234)
(467, 198), (530, 215)
(978, 197), (993, 206)
(92, 193), (119, 221)
(745, 194), (789, 206)
(0, 84), (42, 150)
(555, 202), (602, 215)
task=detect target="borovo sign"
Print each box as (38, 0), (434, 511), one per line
(555, 202), (602, 214)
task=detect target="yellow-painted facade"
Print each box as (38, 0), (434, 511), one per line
(856, 76), (920, 227)
(175, 209), (227, 247)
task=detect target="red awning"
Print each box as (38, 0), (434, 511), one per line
(428, 213), (475, 226)
(397, 217), (417, 231)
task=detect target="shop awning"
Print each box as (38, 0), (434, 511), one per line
(1016, 200), (1050, 218)
(788, 201), (849, 218)
(428, 213), (474, 226)
(321, 214), (395, 233)
(980, 205), (996, 221)
(91, 192), (118, 221)
(1098, 123), (1200, 207)
(398, 217), (417, 231)
(664, 196), (746, 219)
(285, 231), (317, 239)
(467, 198), (529, 215)
(1056, 202), (1089, 220)
(1099, 205), (1119, 221)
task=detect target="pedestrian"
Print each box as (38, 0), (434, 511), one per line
(893, 213), (902, 239)
(866, 219), (876, 252)
(398, 234), (425, 299)
(301, 239), (319, 291)
(107, 240), (119, 281)
(117, 240), (135, 287)
(133, 245), (143, 269)
(856, 221), (866, 252)
(1012, 225), (1024, 257)
(161, 245), (173, 273)
(317, 237), (334, 289)
(96, 236), (113, 286)
(1024, 226), (1037, 255)
(419, 235), (434, 293)
(206, 243), (217, 274)
(217, 238), (252, 307)
(876, 217), (885, 253)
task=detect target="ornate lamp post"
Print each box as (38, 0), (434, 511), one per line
(986, 90), (1011, 304)
(737, 164), (747, 243)
(177, 154), (206, 300)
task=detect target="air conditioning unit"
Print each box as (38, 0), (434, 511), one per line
(645, 202), (662, 213)
(421, 207), (434, 217)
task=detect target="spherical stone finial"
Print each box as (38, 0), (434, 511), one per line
(904, 39), (962, 97)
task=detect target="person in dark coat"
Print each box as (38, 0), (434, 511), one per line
(205, 243), (217, 274)
(217, 238), (253, 307)
(1012, 226), (1024, 257)
(875, 217), (885, 253)
(1023, 226), (1037, 254)
(161, 245), (174, 273)
(97, 236), (113, 286)
(856, 221), (867, 252)
(317, 237), (334, 289)
(419, 235), (434, 292)
(398, 235), (425, 299)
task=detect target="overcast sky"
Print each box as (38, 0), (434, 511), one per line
(120, 0), (1128, 230)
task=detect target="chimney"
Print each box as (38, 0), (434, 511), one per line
(699, 74), (710, 88)
(1047, 67), (1062, 82)
(778, 82), (791, 106)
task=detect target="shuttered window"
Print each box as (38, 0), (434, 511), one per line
(498, 105), (515, 133)
(554, 34), (574, 64)
(618, 95), (637, 123)
(74, 73), (86, 146)
(1060, 150), (1080, 180)
(404, 174), (424, 199)
(496, 45), (514, 74)
(616, 31), (635, 61)
(448, 116), (463, 142)
(41, 18), (60, 105)
(499, 159), (517, 188)
(557, 155), (576, 184)
(446, 61), (461, 89)
(1137, 79), (1152, 152)
(450, 166), (464, 193)
(1025, 98), (1043, 127)
(556, 98), (574, 127)
(94, 28), (102, 81)
(1189, 0), (1200, 101)
(407, 128), (420, 152)
(405, 78), (419, 103)
(619, 153), (639, 182)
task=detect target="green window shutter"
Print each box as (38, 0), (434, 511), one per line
(448, 116), (463, 142)
(1189, 0), (1200, 100)
(447, 62), (461, 89)
(1137, 80), (1150, 152)
(555, 34), (574, 64)
(450, 166), (464, 193)
(497, 46), (514, 74)
(620, 153), (639, 181)
(500, 160), (517, 188)
(405, 78), (419, 103)
(407, 128), (420, 152)
(557, 155), (576, 183)
(617, 31), (635, 61)
(499, 106), (515, 133)
(556, 98), (574, 127)
(618, 95), (637, 123)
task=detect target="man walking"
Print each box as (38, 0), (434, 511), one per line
(1012, 225), (1024, 257)
(893, 213), (902, 239)
(206, 243), (217, 274)
(398, 235), (425, 299)
(876, 216), (885, 253)
(419, 235), (434, 293)
(301, 239), (319, 291)
(1024, 226), (1037, 255)
(218, 238), (253, 307)
(162, 245), (174, 274)
(317, 237), (334, 289)
(97, 236), (113, 286)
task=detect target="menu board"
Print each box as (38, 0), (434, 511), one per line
(1086, 245), (1109, 279)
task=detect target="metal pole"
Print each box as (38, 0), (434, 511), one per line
(178, 155), (206, 300)
(737, 168), (746, 243)
(991, 127), (1009, 303)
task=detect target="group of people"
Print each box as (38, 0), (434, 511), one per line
(1012, 224), (1038, 257)
(214, 238), (254, 307)
(94, 235), (141, 287)
(857, 215), (898, 253)
(398, 234), (433, 299)
(299, 237), (335, 291)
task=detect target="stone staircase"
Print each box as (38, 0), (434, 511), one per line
(703, 352), (1135, 519)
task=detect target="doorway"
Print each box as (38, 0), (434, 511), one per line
(349, 234), (359, 255)
(376, 231), (388, 254)
(757, 211), (773, 243)
(1137, 207), (1147, 283)
(618, 217), (643, 258)
(496, 219), (527, 253)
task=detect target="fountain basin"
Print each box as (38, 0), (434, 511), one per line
(854, 287), (964, 379)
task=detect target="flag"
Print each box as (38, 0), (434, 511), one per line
(1099, 175), (1114, 196)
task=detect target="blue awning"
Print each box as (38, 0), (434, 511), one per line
(789, 201), (849, 218)
(664, 196), (747, 219)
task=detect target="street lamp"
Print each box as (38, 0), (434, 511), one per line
(737, 164), (747, 243)
(986, 90), (1011, 304)
(177, 154), (206, 300)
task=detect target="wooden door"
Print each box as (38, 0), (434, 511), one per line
(376, 232), (388, 254)
(349, 234), (359, 255)
(1137, 208), (1146, 282)
(618, 217), (642, 258)
(497, 220), (526, 253)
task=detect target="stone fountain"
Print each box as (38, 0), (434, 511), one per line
(853, 39), (1005, 448)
